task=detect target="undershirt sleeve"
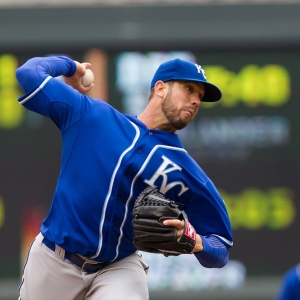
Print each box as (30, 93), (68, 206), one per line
(194, 235), (229, 268)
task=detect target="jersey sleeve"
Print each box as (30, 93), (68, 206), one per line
(186, 179), (233, 242)
(184, 175), (233, 268)
(15, 56), (85, 131)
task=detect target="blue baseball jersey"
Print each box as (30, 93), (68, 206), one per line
(276, 264), (300, 300)
(16, 56), (233, 264)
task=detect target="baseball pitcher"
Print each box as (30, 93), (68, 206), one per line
(15, 56), (233, 300)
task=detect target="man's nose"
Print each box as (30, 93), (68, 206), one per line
(191, 94), (201, 106)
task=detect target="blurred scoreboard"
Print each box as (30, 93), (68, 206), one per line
(0, 49), (299, 281)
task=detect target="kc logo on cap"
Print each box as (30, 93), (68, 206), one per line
(194, 64), (206, 79)
(150, 58), (222, 102)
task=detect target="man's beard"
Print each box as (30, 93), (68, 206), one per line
(161, 89), (190, 130)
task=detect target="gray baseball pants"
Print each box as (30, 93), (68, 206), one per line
(19, 233), (149, 300)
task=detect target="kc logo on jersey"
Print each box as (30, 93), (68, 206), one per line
(144, 155), (189, 196)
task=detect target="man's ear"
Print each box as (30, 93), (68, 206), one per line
(154, 81), (166, 98)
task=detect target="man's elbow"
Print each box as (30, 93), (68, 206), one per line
(210, 253), (229, 268)
(196, 250), (229, 268)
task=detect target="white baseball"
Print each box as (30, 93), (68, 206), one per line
(81, 68), (94, 87)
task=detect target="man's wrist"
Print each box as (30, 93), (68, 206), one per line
(192, 234), (203, 253)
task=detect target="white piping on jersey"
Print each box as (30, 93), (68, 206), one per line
(212, 234), (233, 247)
(19, 76), (52, 105)
(112, 144), (187, 261)
(90, 121), (140, 259)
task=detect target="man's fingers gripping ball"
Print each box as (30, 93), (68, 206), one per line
(81, 68), (94, 87)
(131, 186), (196, 256)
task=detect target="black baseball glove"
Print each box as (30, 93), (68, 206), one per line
(131, 186), (196, 256)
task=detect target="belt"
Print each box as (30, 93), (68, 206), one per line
(43, 237), (107, 274)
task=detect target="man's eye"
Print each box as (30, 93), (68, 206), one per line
(186, 86), (193, 92)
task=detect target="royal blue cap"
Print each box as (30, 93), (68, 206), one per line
(150, 58), (222, 102)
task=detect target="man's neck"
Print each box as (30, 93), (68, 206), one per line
(137, 112), (176, 133)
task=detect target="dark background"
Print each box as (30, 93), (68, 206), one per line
(1, 48), (300, 276)
(1, 2), (300, 299)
